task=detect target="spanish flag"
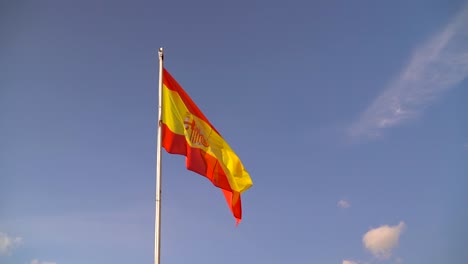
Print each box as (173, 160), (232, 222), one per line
(161, 68), (253, 224)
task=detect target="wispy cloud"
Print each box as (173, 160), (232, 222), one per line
(362, 221), (406, 259)
(0, 232), (22, 255)
(343, 260), (358, 264)
(0, 206), (153, 249)
(350, 7), (468, 139)
(31, 259), (57, 264)
(338, 199), (351, 209)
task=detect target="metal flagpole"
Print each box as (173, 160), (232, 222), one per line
(155, 47), (164, 264)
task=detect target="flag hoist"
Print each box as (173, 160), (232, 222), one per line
(154, 48), (253, 264)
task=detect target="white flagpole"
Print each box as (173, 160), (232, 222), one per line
(155, 47), (164, 264)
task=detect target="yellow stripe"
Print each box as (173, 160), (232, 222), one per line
(162, 84), (253, 193)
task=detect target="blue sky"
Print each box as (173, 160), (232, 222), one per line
(1, 0), (467, 264)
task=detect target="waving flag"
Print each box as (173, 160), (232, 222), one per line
(161, 68), (253, 224)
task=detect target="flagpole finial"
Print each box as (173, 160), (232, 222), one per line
(158, 47), (164, 60)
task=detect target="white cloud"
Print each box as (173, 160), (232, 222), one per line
(350, 7), (468, 139)
(31, 259), (56, 264)
(343, 260), (358, 264)
(338, 199), (351, 208)
(0, 232), (22, 255)
(362, 221), (406, 259)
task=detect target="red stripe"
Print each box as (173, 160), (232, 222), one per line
(162, 123), (242, 221)
(222, 189), (242, 225)
(163, 69), (220, 135)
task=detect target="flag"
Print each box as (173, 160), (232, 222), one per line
(161, 68), (253, 224)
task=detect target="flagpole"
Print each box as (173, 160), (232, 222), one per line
(155, 47), (164, 264)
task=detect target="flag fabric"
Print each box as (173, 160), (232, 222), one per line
(161, 68), (253, 224)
